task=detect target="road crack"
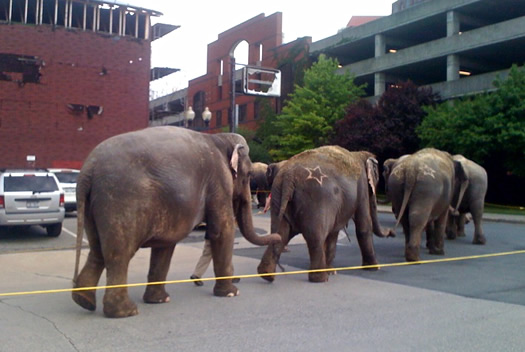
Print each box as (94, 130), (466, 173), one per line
(0, 300), (80, 351)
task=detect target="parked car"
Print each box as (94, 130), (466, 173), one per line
(48, 168), (79, 212)
(0, 169), (65, 236)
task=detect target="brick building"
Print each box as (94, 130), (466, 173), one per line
(0, 0), (168, 169)
(149, 13), (311, 134)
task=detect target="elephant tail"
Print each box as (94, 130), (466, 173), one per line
(393, 168), (416, 231)
(73, 167), (91, 284)
(270, 173), (294, 234)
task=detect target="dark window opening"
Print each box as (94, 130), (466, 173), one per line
(124, 11), (136, 36)
(216, 110), (222, 127)
(0, 53), (42, 84)
(111, 8), (120, 34)
(71, 2), (84, 29)
(0, 0), (9, 22)
(238, 104), (247, 123)
(41, 0), (55, 25)
(56, 0), (66, 26)
(11, 0), (24, 23)
(137, 13), (146, 39)
(98, 7), (110, 33)
(85, 4), (95, 30)
(26, 0), (37, 24)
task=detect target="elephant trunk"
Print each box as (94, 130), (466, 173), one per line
(235, 185), (281, 246)
(370, 190), (395, 238)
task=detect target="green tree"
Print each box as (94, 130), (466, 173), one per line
(418, 64), (525, 177)
(269, 54), (365, 160)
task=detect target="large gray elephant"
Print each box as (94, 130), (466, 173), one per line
(257, 146), (394, 283)
(384, 148), (468, 262)
(72, 126), (280, 318)
(250, 162), (269, 208)
(446, 155), (488, 244)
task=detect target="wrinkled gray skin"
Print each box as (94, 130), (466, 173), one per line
(384, 148), (468, 262)
(250, 162), (269, 208)
(72, 126), (280, 318)
(266, 160), (287, 189)
(447, 155), (488, 244)
(257, 146), (394, 283)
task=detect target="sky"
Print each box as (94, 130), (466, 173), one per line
(133, 0), (395, 97)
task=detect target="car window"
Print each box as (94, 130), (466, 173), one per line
(54, 172), (78, 183)
(4, 175), (59, 192)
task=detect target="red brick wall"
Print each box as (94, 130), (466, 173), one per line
(0, 24), (151, 169)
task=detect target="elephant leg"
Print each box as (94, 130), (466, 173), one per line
(143, 245), (175, 304)
(471, 203), (486, 245)
(446, 215), (458, 240)
(405, 209), (429, 262)
(425, 221), (435, 249)
(457, 214), (467, 237)
(206, 217), (239, 297)
(72, 247), (105, 312)
(354, 207), (379, 269)
(325, 230), (339, 275)
(257, 220), (291, 282)
(102, 253), (138, 318)
(428, 212), (447, 256)
(305, 234), (329, 283)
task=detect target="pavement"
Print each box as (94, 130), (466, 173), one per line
(0, 205), (524, 351)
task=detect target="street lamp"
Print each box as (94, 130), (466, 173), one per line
(185, 106), (195, 128)
(202, 107), (212, 127)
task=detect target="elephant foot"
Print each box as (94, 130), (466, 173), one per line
(405, 246), (420, 262)
(457, 232), (466, 238)
(257, 262), (276, 283)
(308, 272), (328, 283)
(473, 235), (486, 245)
(429, 247), (445, 255)
(362, 259), (379, 271)
(143, 286), (171, 304)
(213, 283), (239, 297)
(446, 232), (457, 240)
(72, 290), (96, 311)
(103, 295), (138, 318)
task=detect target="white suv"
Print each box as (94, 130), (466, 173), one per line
(0, 169), (65, 236)
(48, 168), (79, 212)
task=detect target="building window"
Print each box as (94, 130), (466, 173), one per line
(254, 100), (260, 120)
(238, 104), (247, 123)
(216, 110), (222, 127)
(0, 0), (150, 39)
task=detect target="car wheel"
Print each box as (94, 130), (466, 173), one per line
(46, 223), (62, 237)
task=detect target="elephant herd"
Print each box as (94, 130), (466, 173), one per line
(72, 127), (487, 318)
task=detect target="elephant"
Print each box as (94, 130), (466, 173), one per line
(257, 146), (394, 283)
(384, 148), (468, 262)
(250, 162), (269, 208)
(446, 155), (488, 245)
(266, 160), (287, 189)
(72, 126), (280, 318)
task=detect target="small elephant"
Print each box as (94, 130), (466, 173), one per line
(446, 155), (488, 244)
(72, 126), (280, 318)
(250, 162), (269, 208)
(257, 146), (393, 283)
(384, 148), (468, 262)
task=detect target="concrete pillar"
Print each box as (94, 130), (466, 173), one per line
(447, 54), (460, 81)
(447, 11), (460, 37)
(375, 34), (386, 57)
(374, 72), (386, 96)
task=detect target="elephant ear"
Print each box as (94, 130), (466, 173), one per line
(230, 144), (245, 178)
(366, 157), (379, 195)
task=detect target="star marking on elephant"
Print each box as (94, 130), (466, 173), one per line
(304, 166), (328, 185)
(420, 165), (436, 178)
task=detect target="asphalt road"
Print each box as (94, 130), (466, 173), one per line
(0, 209), (524, 351)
